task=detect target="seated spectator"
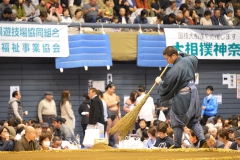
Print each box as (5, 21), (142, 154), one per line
(145, 126), (157, 148)
(83, 0), (101, 23)
(188, 130), (205, 148)
(46, 5), (62, 22)
(163, 13), (176, 24)
(28, 119), (37, 127)
(46, 0), (62, 14)
(11, 9), (18, 21)
(133, 9), (148, 24)
(61, 8), (72, 23)
(39, 132), (51, 150)
(15, 124), (25, 140)
(13, 0), (27, 21)
(227, 127), (237, 142)
(136, 119), (148, 137)
(41, 122), (49, 133)
(72, 9), (84, 23)
(165, 1), (179, 15)
(51, 136), (68, 150)
(194, 0), (204, 18)
(38, 10), (47, 22)
(151, 0), (161, 16)
(175, 12), (185, 25)
(23, 0), (41, 23)
(186, 0), (194, 9)
(14, 126), (41, 151)
(206, 0), (214, 16)
(60, 0), (68, 9)
(200, 10), (212, 25)
(211, 9), (227, 25)
(156, 13), (163, 24)
(141, 129), (149, 147)
(0, 0), (12, 15)
(0, 120), (8, 127)
(154, 122), (173, 148)
(118, 7), (130, 24)
(205, 133), (225, 148)
(159, 0), (170, 11)
(33, 123), (42, 142)
(183, 9), (194, 25)
(31, 0), (38, 7)
(229, 130), (240, 150)
(114, 0), (131, 16)
(51, 116), (77, 143)
(135, 0), (149, 12)
(233, 8), (240, 25)
(101, 0), (113, 22)
(208, 127), (217, 139)
(215, 0), (227, 16)
(179, 3), (188, 13)
(224, 9), (233, 25)
(111, 16), (121, 32)
(126, 0), (137, 12)
(189, 9), (199, 25)
(35, 0), (47, 13)
(218, 129), (232, 149)
(0, 127), (14, 151)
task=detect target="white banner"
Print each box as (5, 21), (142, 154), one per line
(165, 28), (240, 59)
(0, 23), (69, 57)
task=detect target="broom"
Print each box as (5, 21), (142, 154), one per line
(109, 64), (170, 140)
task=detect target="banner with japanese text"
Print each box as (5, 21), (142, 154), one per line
(0, 23), (69, 57)
(164, 28), (240, 59)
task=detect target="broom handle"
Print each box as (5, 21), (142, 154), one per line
(147, 64), (170, 94)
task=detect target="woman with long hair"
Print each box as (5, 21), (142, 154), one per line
(0, 127), (14, 151)
(123, 90), (138, 113)
(13, 0), (27, 21)
(60, 90), (75, 135)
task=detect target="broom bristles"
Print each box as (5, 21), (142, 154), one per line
(109, 64), (170, 140)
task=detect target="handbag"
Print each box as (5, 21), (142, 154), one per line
(82, 128), (100, 148)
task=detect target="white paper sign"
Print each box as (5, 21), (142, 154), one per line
(165, 28), (240, 59)
(0, 23), (69, 57)
(107, 74), (112, 84)
(213, 94), (222, 104)
(92, 81), (105, 92)
(10, 86), (20, 99)
(228, 74), (236, 89)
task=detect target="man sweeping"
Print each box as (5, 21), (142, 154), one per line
(155, 46), (205, 148)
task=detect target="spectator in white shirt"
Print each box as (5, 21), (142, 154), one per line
(224, 9), (233, 26)
(61, 8), (72, 23)
(136, 85), (155, 127)
(200, 10), (212, 25)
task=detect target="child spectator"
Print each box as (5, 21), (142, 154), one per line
(154, 122), (173, 148)
(136, 119), (148, 137)
(61, 8), (72, 23)
(145, 126), (157, 148)
(141, 129), (149, 147)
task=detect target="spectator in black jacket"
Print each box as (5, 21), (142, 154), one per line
(159, 0), (170, 11)
(211, 8), (227, 25)
(229, 130), (240, 150)
(0, 127), (14, 151)
(118, 7), (129, 24)
(215, 0), (227, 16)
(0, 7), (14, 21)
(88, 88), (104, 125)
(78, 93), (91, 137)
(163, 13), (176, 24)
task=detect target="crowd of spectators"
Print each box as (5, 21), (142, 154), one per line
(0, 0), (240, 29)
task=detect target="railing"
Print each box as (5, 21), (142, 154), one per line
(0, 21), (240, 30)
